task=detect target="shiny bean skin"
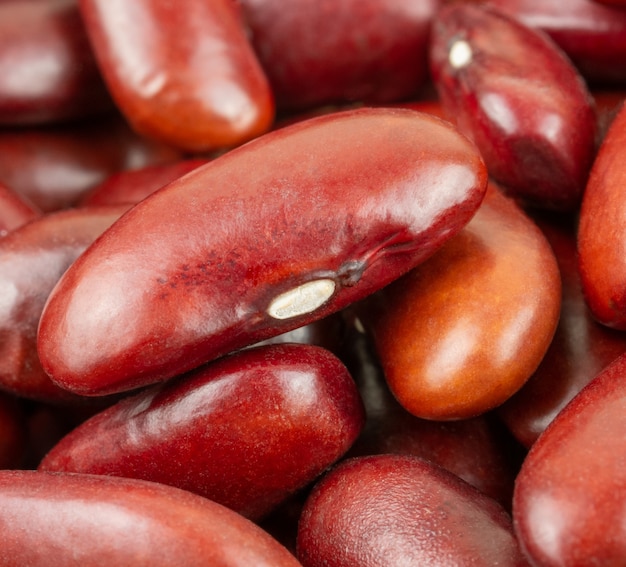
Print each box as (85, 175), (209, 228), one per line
(0, 182), (40, 238)
(39, 344), (364, 520)
(296, 454), (529, 566)
(239, 0), (439, 111)
(513, 352), (626, 565)
(37, 107), (488, 396)
(363, 183), (560, 420)
(0, 115), (182, 212)
(0, 206), (129, 403)
(499, 212), (626, 447)
(487, 0), (626, 85)
(78, 158), (208, 207)
(430, 3), (597, 210)
(79, 0), (275, 152)
(0, 0), (111, 125)
(578, 101), (626, 329)
(0, 470), (302, 566)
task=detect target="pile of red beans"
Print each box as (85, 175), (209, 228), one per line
(1, 0), (626, 565)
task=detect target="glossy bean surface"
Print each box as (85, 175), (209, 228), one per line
(364, 183), (560, 420)
(0, 470), (302, 566)
(513, 352), (626, 565)
(578, 101), (626, 329)
(40, 344), (365, 520)
(0, 0), (111, 125)
(488, 0), (626, 85)
(37, 107), (488, 396)
(239, 0), (439, 111)
(79, 0), (275, 152)
(297, 454), (528, 566)
(0, 206), (128, 402)
(430, 3), (597, 210)
(0, 116), (182, 212)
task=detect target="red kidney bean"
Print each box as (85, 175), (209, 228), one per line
(487, 0), (626, 86)
(0, 115), (182, 212)
(297, 454), (529, 566)
(0, 0), (112, 125)
(239, 0), (439, 111)
(37, 107), (488, 397)
(0, 470), (302, 566)
(430, 3), (597, 210)
(78, 157), (209, 207)
(578, 101), (626, 329)
(513, 352), (626, 565)
(341, 325), (521, 509)
(499, 211), (626, 447)
(361, 182), (560, 420)
(0, 205), (129, 403)
(0, 182), (40, 237)
(39, 343), (365, 520)
(78, 0), (275, 152)
(592, 0), (626, 6)
(0, 391), (26, 469)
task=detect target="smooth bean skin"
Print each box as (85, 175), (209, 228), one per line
(0, 115), (182, 212)
(239, 0), (439, 111)
(296, 454), (528, 567)
(37, 108), (488, 396)
(79, 0), (275, 152)
(79, 158), (208, 206)
(499, 212), (626, 447)
(363, 183), (560, 420)
(430, 3), (597, 210)
(0, 0), (111, 125)
(39, 344), (365, 520)
(578, 102), (626, 329)
(513, 352), (626, 566)
(0, 470), (302, 567)
(0, 206), (129, 403)
(342, 325), (519, 509)
(487, 0), (626, 85)
(0, 182), (40, 238)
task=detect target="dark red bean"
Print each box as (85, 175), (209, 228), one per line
(0, 205), (129, 403)
(0, 470), (302, 566)
(0, 182), (40, 237)
(0, 0), (112, 125)
(39, 344), (365, 520)
(37, 107), (488, 396)
(430, 3), (597, 210)
(239, 0), (439, 111)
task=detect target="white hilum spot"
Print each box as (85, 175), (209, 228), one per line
(267, 279), (336, 320)
(449, 39), (473, 69)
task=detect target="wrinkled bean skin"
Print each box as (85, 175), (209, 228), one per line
(296, 454), (529, 566)
(39, 344), (365, 520)
(362, 183), (560, 420)
(79, 158), (208, 206)
(0, 116), (182, 212)
(37, 108), (488, 396)
(499, 212), (626, 447)
(487, 0), (626, 85)
(578, 102), (626, 329)
(513, 353), (626, 566)
(341, 325), (520, 509)
(79, 0), (275, 152)
(0, 182), (40, 238)
(0, 206), (129, 403)
(0, 470), (302, 567)
(239, 0), (439, 111)
(0, 0), (111, 125)
(430, 3), (597, 210)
